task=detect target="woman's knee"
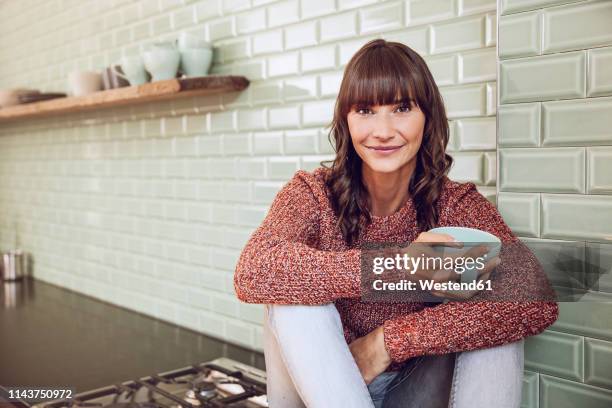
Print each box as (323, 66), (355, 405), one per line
(266, 303), (342, 331)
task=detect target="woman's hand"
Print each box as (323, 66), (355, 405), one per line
(404, 232), (500, 300)
(349, 326), (391, 385)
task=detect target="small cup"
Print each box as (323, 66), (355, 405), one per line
(116, 55), (148, 86)
(179, 48), (213, 77)
(68, 71), (103, 96)
(427, 226), (501, 284)
(177, 31), (211, 50)
(143, 47), (181, 82)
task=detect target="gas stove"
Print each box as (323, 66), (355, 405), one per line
(29, 358), (267, 408)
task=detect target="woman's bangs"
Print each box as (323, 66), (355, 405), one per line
(345, 52), (416, 109)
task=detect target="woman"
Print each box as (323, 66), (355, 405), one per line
(233, 39), (558, 408)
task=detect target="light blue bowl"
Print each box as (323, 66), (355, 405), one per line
(427, 226), (501, 284)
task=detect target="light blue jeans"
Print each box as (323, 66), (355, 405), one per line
(263, 303), (524, 408)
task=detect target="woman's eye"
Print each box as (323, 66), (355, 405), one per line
(396, 104), (412, 113)
(356, 107), (371, 115)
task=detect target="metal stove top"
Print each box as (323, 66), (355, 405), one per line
(29, 358), (267, 408)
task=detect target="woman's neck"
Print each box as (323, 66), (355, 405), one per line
(362, 161), (415, 217)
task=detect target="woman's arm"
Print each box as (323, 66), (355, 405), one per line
(233, 170), (362, 305)
(381, 182), (559, 364)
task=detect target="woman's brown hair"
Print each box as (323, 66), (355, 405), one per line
(321, 38), (453, 247)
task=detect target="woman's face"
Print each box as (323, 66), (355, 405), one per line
(347, 101), (426, 175)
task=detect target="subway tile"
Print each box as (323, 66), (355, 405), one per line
(223, 133), (251, 156)
(237, 158), (267, 179)
(318, 129), (336, 154)
(440, 84), (486, 119)
(338, 0), (378, 9)
(267, 52), (299, 78)
(543, 1), (612, 54)
(425, 54), (457, 86)
(218, 37), (250, 63)
(301, 45), (336, 72)
(267, 0), (299, 28)
(455, 117), (496, 150)
(236, 8), (267, 34)
(209, 157), (237, 179)
(284, 21), (318, 50)
(283, 76), (318, 101)
(542, 194), (612, 242)
(498, 103), (540, 147)
(237, 108), (268, 132)
(359, 2), (404, 34)
(231, 59), (266, 81)
(587, 147), (612, 194)
(222, 0), (251, 13)
(542, 97), (612, 146)
(408, 0), (456, 26)
(209, 110), (236, 133)
(431, 16), (485, 54)
(268, 157), (300, 180)
(499, 147), (585, 193)
(477, 186), (497, 204)
(486, 82), (496, 115)
(251, 81), (282, 105)
(497, 192), (540, 237)
(484, 151), (495, 185)
(253, 181), (283, 205)
(499, 11), (541, 59)
(500, 0), (586, 15)
(252, 30), (283, 55)
(320, 12), (358, 42)
(383, 26), (429, 55)
(521, 371), (539, 408)
(588, 46), (612, 97)
(253, 131), (283, 155)
(338, 37), (375, 65)
(499, 52), (586, 103)
(585, 338), (612, 389)
(540, 374), (612, 408)
(525, 330), (583, 381)
(320, 71), (343, 97)
(284, 129), (318, 154)
(268, 105), (300, 129)
(300, 0), (336, 18)
(460, 48), (496, 83)
(458, 0), (496, 15)
(552, 293), (612, 340)
(521, 237), (587, 291)
(485, 12), (496, 46)
(448, 152), (484, 183)
(585, 242), (612, 293)
(171, 6), (196, 30)
(302, 99), (335, 127)
(301, 155), (334, 171)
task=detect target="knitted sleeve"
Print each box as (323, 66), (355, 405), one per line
(233, 170), (362, 305)
(382, 182), (559, 364)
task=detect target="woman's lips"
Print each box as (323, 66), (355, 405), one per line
(366, 145), (404, 155)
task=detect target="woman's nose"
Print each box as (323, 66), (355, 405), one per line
(371, 114), (396, 139)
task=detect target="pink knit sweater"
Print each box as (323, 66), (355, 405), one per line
(233, 167), (559, 371)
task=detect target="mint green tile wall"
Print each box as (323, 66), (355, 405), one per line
(498, 0), (612, 406)
(0, 0), (498, 355)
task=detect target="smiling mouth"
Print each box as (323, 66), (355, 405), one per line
(367, 145), (404, 151)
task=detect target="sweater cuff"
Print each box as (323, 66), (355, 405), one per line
(383, 318), (416, 364)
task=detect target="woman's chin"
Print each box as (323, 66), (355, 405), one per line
(365, 161), (405, 174)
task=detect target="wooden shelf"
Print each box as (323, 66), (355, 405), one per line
(0, 75), (249, 122)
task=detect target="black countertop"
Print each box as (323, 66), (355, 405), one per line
(0, 278), (265, 391)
